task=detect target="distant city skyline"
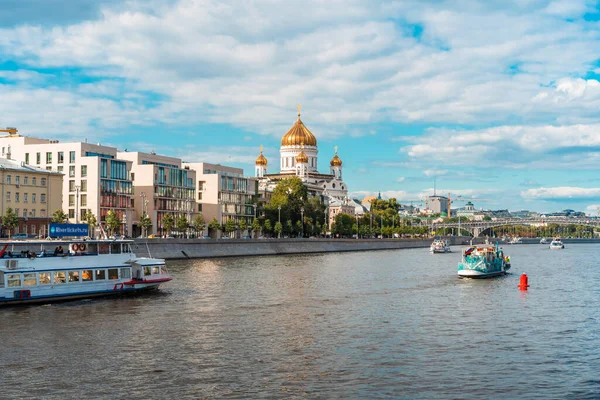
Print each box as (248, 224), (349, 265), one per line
(1, 0), (600, 214)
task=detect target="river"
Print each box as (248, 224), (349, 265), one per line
(1, 243), (600, 399)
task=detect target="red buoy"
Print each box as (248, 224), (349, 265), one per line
(518, 273), (529, 290)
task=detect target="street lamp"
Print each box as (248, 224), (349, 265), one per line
(356, 214), (359, 239)
(252, 203), (257, 219)
(300, 207), (304, 238)
(277, 205), (281, 239)
(140, 192), (148, 237)
(75, 185), (80, 223)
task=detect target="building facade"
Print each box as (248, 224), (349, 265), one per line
(118, 151), (196, 236)
(426, 195), (449, 215)
(0, 157), (63, 237)
(0, 132), (134, 235)
(184, 162), (257, 232)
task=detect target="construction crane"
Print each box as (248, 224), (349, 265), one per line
(0, 127), (18, 135)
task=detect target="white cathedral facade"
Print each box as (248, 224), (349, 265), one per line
(255, 107), (348, 201)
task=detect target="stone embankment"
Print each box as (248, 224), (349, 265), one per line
(132, 236), (476, 260)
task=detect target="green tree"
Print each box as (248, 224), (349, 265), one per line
(332, 213), (354, 237)
(193, 214), (206, 237)
(82, 211), (98, 238)
(208, 217), (221, 238)
(483, 215), (492, 221)
(251, 217), (261, 238)
(239, 217), (248, 234)
(285, 219), (293, 235)
(105, 210), (121, 235)
(295, 220), (303, 237)
(264, 219), (272, 236)
(138, 213), (152, 238)
(176, 215), (189, 238)
(225, 218), (236, 236)
(274, 221), (283, 237)
(51, 209), (68, 223)
(162, 213), (175, 235)
(2, 207), (19, 238)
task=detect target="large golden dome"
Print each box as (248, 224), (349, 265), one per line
(295, 151), (309, 163)
(281, 106), (317, 147)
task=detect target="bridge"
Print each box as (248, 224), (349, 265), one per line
(431, 217), (600, 237)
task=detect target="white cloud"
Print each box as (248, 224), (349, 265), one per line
(585, 204), (600, 215)
(522, 187), (600, 200)
(396, 177), (405, 183)
(423, 169), (448, 177)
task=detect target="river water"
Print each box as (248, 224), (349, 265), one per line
(1, 244), (600, 399)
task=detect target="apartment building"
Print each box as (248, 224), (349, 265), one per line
(0, 132), (134, 235)
(117, 151), (196, 236)
(183, 162), (257, 228)
(0, 157), (63, 237)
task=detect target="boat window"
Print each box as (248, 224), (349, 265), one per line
(7, 274), (21, 287)
(144, 267), (151, 276)
(23, 273), (36, 286)
(39, 272), (51, 285)
(82, 270), (93, 282)
(110, 244), (121, 254)
(152, 267), (160, 275)
(95, 269), (106, 280)
(68, 271), (80, 283)
(0, 271), (4, 288)
(99, 244), (110, 255)
(120, 268), (131, 279)
(160, 266), (168, 275)
(108, 269), (119, 280)
(54, 271), (66, 284)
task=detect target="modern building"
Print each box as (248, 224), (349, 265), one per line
(0, 157), (63, 237)
(425, 195), (449, 215)
(254, 107), (349, 201)
(117, 151), (196, 236)
(0, 130), (134, 235)
(184, 162), (257, 231)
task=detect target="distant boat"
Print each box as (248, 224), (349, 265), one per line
(430, 238), (451, 253)
(549, 238), (564, 250)
(458, 244), (511, 278)
(508, 237), (523, 244)
(540, 237), (549, 244)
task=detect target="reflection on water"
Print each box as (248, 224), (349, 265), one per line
(2, 245), (600, 399)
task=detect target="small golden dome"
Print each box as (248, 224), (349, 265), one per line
(330, 154), (342, 167)
(255, 146), (268, 166)
(295, 150), (309, 163)
(281, 106), (317, 147)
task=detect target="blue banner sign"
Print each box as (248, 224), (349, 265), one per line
(49, 224), (89, 237)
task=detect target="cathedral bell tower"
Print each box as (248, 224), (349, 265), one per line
(330, 145), (343, 179)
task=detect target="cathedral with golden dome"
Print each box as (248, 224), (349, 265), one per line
(255, 106), (349, 201)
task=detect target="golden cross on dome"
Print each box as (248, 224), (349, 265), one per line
(334, 145), (338, 154)
(259, 144), (264, 153)
(297, 104), (301, 117)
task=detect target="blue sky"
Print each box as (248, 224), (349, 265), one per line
(2, 0), (600, 214)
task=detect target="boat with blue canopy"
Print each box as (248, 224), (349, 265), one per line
(458, 243), (511, 278)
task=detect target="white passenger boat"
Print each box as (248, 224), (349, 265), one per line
(508, 237), (523, 244)
(430, 238), (451, 253)
(458, 244), (511, 278)
(0, 240), (171, 306)
(549, 238), (564, 250)
(540, 237), (549, 244)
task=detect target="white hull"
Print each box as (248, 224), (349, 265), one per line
(458, 269), (507, 278)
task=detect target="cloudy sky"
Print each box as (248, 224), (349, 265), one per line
(2, 0), (600, 214)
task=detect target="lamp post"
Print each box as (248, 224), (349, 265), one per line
(300, 207), (304, 238)
(140, 192), (147, 237)
(252, 203), (257, 219)
(356, 214), (359, 239)
(324, 207), (328, 236)
(277, 205), (281, 239)
(75, 185), (80, 223)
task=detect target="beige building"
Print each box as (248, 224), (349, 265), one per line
(184, 162), (257, 233)
(0, 131), (134, 235)
(117, 151), (196, 236)
(327, 198), (356, 231)
(0, 157), (62, 237)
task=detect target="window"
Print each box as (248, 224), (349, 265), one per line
(23, 177), (28, 185)
(46, 152), (52, 164)
(22, 209), (27, 217)
(81, 180), (87, 192)
(36, 152), (41, 164)
(95, 269), (106, 280)
(69, 166), (75, 177)
(69, 180), (75, 192)
(15, 176), (20, 185)
(108, 269), (119, 280)
(32, 177), (36, 186)
(69, 151), (75, 163)
(120, 268), (131, 279)
(41, 178), (46, 187)
(81, 194), (87, 207)
(25, 153), (29, 164)
(41, 209), (46, 217)
(53, 271), (66, 284)
(160, 266), (168, 275)
(23, 193), (27, 203)
(68, 209), (75, 219)
(6, 175), (10, 184)
(68, 271), (80, 283)
(46, 167), (52, 171)
(81, 165), (87, 177)
(82, 270), (93, 282)
(14, 208), (19, 216)
(6, 192), (10, 202)
(32, 193), (36, 203)
(198, 192), (203, 200)
(15, 193), (19, 202)
(39, 272), (51, 285)
(58, 151), (64, 164)
(69, 194), (75, 206)
(41, 194), (46, 203)
(30, 210), (35, 217)
(7, 274), (21, 287)
(144, 267), (151, 276)
(152, 267), (160, 275)
(57, 166), (63, 173)
(23, 273), (36, 286)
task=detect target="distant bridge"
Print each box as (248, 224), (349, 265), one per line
(431, 217), (600, 237)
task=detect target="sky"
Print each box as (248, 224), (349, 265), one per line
(1, 0), (600, 214)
